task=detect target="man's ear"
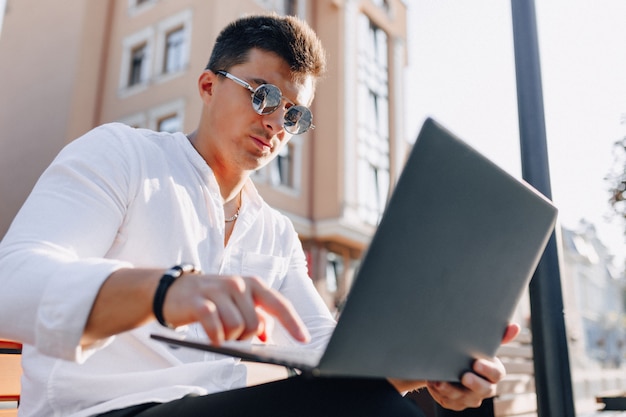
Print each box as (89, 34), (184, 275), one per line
(198, 71), (217, 102)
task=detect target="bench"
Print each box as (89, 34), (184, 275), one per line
(0, 340), (22, 417)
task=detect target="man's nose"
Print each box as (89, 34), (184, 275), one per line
(262, 107), (287, 134)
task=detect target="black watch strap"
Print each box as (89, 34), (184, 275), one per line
(152, 264), (198, 329)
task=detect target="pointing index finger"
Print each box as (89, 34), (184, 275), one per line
(250, 280), (310, 343)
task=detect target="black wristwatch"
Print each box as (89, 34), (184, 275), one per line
(152, 264), (198, 329)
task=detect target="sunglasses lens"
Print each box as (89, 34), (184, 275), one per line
(252, 85), (282, 115)
(250, 83), (313, 135)
(284, 106), (312, 135)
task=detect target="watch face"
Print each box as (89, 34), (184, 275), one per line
(166, 264), (197, 278)
(179, 264), (198, 273)
(169, 267), (183, 277)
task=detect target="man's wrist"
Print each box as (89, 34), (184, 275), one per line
(152, 264), (199, 329)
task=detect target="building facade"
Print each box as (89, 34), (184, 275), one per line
(560, 221), (626, 369)
(0, 0), (408, 313)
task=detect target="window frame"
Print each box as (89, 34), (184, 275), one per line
(271, 141), (296, 188)
(255, 0), (305, 17)
(119, 9), (192, 97)
(153, 9), (193, 82)
(355, 14), (390, 225)
(128, 0), (158, 16)
(148, 99), (186, 132)
(253, 135), (303, 195)
(118, 99), (185, 133)
(119, 26), (155, 94)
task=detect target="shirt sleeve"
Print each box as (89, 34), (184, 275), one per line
(0, 124), (137, 362)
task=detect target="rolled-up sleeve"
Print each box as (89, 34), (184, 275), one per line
(0, 125), (136, 361)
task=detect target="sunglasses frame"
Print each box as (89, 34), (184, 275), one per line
(215, 70), (314, 135)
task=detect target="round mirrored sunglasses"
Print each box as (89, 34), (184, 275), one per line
(216, 70), (314, 135)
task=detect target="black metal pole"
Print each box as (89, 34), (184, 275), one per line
(510, 1), (576, 416)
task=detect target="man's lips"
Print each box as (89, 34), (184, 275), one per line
(251, 135), (272, 150)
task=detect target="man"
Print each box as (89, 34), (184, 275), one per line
(0, 14), (518, 417)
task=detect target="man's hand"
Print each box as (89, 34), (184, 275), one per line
(426, 323), (521, 410)
(164, 273), (311, 344)
(82, 268), (310, 347)
(388, 323), (521, 410)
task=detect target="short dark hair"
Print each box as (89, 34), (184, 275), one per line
(206, 14), (326, 84)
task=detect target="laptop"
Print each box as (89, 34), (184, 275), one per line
(151, 117), (558, 382)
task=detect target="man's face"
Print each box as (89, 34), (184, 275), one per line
(201, 48), (315, 173)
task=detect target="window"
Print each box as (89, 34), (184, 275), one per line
(163, 27), (185, 74)
(128, 0), (157, 15)
(120, 27), (154, 92)
(128, 43), (147, 86)
(119, 9), (191, 95)
(149, 99), (185, 132)
(355, 14), (390, 225)
(285, 0), (299, 16)
(154, 9), (192, 79)
(325, 252), (342, 293)
(255, 0), (302, 16)
(272, 143), (295, 187)
(119, 99), (185, 133)
(118, 113), (146, 129)
(253, 137), (303, 193)
(157, 113), (181, 133)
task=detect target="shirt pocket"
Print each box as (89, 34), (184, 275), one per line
(240, 252), (289, 289)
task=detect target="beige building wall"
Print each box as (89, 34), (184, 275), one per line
(0, 0), (408, 310)
(0, 0), (107, 236)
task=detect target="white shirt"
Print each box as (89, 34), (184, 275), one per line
(0, 123), (335, 417)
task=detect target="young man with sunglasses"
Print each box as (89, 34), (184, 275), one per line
(0, 14), (518, 417)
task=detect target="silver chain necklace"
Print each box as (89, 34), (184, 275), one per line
(224, 191), (242, 223)
(224, 207), (240, 223)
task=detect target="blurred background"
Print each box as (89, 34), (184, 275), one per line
(1, 0), (625, 414)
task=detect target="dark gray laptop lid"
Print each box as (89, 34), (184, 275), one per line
(316, 117), (557, 381)
(151, 118), (558, 382)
